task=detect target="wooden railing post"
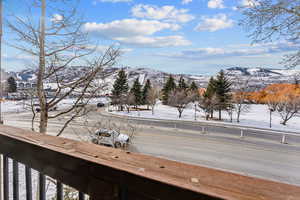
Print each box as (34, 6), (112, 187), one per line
(13, 160), (19, 200)
(3, 156), (8, 200)
(56, 182), (63, 200)
(39, 173), (46, 200)
(25, 166), (32, 200)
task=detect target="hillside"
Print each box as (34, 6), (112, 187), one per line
(5, 66), (300, 92)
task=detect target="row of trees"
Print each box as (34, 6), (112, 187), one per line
(248, 83), (300, 126)
(162, 76), (198, 118)
(162, 71), (236, 121)
(111, 69), (159, 114)
(111, 70), (239, 121)
(112, 69), (300, 126)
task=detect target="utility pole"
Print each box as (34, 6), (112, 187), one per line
(0, 0), (3, 125)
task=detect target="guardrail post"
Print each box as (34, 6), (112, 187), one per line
(281, 134), (287, 144)
(240, 129), (244, 138)
(201, 127), (206, 134)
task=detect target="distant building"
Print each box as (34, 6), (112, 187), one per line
(16, 81), (36, 90)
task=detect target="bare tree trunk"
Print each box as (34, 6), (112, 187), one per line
(269, 110), (272, 128)
(194, 104), (196, 121)
(178, 109), (183, 118)
(237, 109), (241, 123)
(38, 0), (47, 134)
(218, 109), (221, 120)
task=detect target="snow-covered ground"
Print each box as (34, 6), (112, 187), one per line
(1, 97), (110, 113)
(1, 101), (26, 113)
(111, 102), (300, 133)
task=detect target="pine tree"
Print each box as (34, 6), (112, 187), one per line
(130, 78), (142, 107)
(162, 75), (176, 104)
(189, 81), (198, 91)
(213, 70), (232, 120)
(142, 79), (152, 105)
(178, 76), (188, 90)
(112, 69), (129, 97)
(111, 69), (129, 110)
(7, 77), (17, 93)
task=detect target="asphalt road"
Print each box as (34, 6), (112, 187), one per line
(100, 111), (300, 145)
(3, 110), (300, 186)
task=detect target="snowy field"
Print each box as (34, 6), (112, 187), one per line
(111, 102), (300, 133)
(0, 97), (110, 113)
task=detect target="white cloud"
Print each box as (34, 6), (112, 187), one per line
(115, 35), (191, 47)
(157, 41), (300, 60)
(131, 4), (194, 23)
(208, 0), (225, 9)
(84, 19), (180, 37)
(97, 0), (132, 2)
(195, 14), (234, 32)
(239, 0), (259, 7)
(85, 44), (132, 53)
(51, 14), (63, 22)
(182, 0), (192, 5)
(83, 19), (190, 48)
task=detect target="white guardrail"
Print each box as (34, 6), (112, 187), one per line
(104, 110), (300, 144)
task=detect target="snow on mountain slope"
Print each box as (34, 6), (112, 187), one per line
(5, 66), (300, 93)
(271, 69), (300, 76)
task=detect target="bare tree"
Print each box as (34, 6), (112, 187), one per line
(233, 77), (251, 123)
(240, 0), (300, 67)
(198, 94), (218, 120)
(146, 87), (159, 115)
(123, 92), (135, 113)
(277, 91), (300, 125)
(168, 89), (192, 118)
(22, 89), (38, 131)
(7, 0), (120, 134)
(266, 95), (279, 128)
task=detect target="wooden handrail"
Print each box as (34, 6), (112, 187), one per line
(0, 125), (299, 200)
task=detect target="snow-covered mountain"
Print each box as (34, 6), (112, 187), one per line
(5, 66), (300, 92)
(7, 66), (209, 89)
(224, 67), (300, 90)
(225, 67), (300, 77)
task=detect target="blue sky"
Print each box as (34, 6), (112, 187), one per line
(3, 0), (299, 74)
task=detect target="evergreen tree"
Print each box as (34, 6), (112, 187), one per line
(213, 70), (232, 120)
(189, 81), (198, 91)
(142, 79), (152, 105)
(7, 77), (17, 93)
(130, 78), (142, 107)
(111, 69), (129, 110)
(178, 76), (188, 90)
(162, 75), (176, 104)
(112, 69), (129, 97)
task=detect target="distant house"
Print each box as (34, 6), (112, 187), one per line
(16, 81), (36, 90)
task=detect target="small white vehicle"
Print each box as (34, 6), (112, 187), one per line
(91, 129), (129, 148)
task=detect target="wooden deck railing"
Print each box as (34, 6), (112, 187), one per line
(0, 125), (299, 200)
